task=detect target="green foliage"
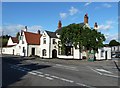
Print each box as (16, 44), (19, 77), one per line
(0, 35), (10, 47)
(16, 32), (20, 39)
(59, 23), (106, 53)
(109, 40), (120, 46)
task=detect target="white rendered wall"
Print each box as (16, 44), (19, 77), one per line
(27, 45), (40, 56)
(7, 37), (17, 46)
(40, 31), (50, 58)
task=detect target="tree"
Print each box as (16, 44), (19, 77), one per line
(59, 23), (106, 59)
(16, 32), (20, 39)
(109, 40), (120, 46)
(0, 35), (10, 47)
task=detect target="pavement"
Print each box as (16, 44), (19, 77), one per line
(1, 54), (120, 87)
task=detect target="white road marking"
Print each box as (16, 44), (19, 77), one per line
(103, 73), (119, 78)
(76, 83), (95, 88)
(44, 74), (50, 76)
(50, 75), (59, 79)
(32, 71), (43, 74)
(54, 64), (79, 71)
(87, 66), (102, 75)
(45, 77), (53, 80)
(76, 83), (87, 86)
(96, 69), (112, 74)
(9, 64), (92, 87)
(87, 66), (119, 78)
(38, 74), (44, 77)
(59, 78), (74, 83)
(28, 72), (37, 75)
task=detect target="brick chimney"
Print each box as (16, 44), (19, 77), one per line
(58, 20), (62, 29)
(37, 30), (40, 34)
(84, 13), (88, 24)
(24, 26), (27, 31)
(94, 22), (98, 30)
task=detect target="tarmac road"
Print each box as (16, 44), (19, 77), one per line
(1, 55), (119, 87)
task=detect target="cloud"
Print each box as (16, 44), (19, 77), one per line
(98, 20), (114, 30)
(59, 6), (79, 19)
(103, 3), (112, 8)
(59, 12), (67, 19)
(2, 24), (43, 36)
(69, 6), (78, 16)
(84, 2), (92, 6)
(95, 3), (112, 10)
(99, 24), (112, 30)
(105, 33), (118, 43)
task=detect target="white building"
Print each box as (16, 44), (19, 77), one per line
(2, 14), (111, 60)
(2, 27), (41, 57)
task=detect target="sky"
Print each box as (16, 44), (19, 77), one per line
(2, 2), (119, 44)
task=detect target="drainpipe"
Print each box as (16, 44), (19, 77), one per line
(27, 44), (29, 56)
(49, 37), (51, 58)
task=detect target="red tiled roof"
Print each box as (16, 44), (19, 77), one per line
(11, 37), (19, 43)
(24, 31), (41, 45)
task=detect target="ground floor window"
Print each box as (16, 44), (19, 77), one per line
(42, 49), (47, 56)
(58, 46), (73, 56)
(101, 50), (104, 57)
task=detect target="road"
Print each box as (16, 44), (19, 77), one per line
(1, 55), (119, 87)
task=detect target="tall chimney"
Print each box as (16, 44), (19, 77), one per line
(94, 22), (98, 30)
(84, 13), (88, 24)
(58, 20), (62, 29)
(24, 26), (27, 31)
(37, 30), (40, 34)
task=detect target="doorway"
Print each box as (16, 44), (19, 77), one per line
(32, 48), (35, 55)
(105, 51), (107, 60)
(52, 49), (57, 58)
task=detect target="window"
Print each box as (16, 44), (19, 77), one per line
(23, 47), (25, 53)
(43, 38), (46, 44)
(42, 49), (47, 56)
(53, 39), (56, 44)
(58, 41), (61, 45)
(101, 50), (104, 57)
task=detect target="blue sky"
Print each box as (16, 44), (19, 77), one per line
(2, 2), (119, 43)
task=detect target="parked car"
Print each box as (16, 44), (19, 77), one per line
(112, 54), (120, 58)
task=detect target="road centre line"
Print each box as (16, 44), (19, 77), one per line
(45, 77), (53, 80)
(10, 64), (91, 87)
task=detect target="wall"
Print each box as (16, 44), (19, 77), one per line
(7, 37), (17, 46)
(50, 38), (59, 58)
(2, 46), (16, 55)
(27, 45), (40, 56)
(40, 31), (50, 58)
(95, 47), (111, 60)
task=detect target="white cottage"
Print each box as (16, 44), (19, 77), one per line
(2, 27), (42, 57)
(2, 37), (19, 55)
(16, 29), (41, 56)
(40, 30), (59, 58)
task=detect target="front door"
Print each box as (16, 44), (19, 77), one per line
(32, 48), (35, 55)
(52, 49), (57, 58)
(105, 51), (107, 60)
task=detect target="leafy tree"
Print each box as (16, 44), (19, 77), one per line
(16, 32), (20, 39)
(0, 35), (10, 47)
(59, 23), (106, 59)
(109, 40), (120, 46)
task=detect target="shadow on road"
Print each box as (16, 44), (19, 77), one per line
(2, 55), (51, 86)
